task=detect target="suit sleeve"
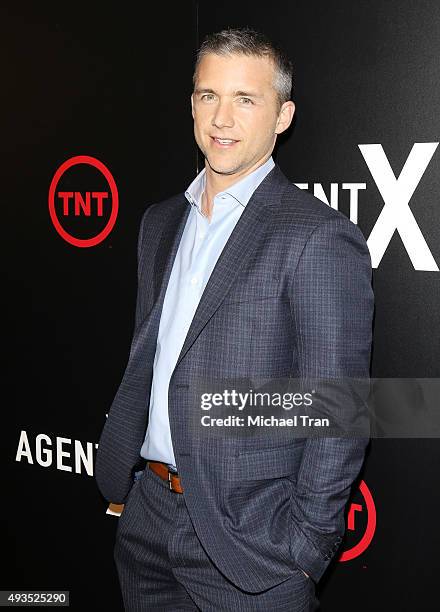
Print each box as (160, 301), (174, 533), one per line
(288, 216), (374, 583)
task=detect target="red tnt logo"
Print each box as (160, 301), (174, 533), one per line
(339, 480), (376, 562)
(58, 191), (109, 217)
(48, 156), (118, 247)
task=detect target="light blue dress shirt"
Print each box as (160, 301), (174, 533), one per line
(140, 156), (275, 470)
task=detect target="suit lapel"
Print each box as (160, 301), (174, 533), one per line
(173, 164), (290, 371)
(153, 199), (191, 306)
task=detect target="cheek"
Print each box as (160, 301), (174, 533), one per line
(193, 120), (204, 142)
(246, 122), (275, 148)
(194, 113), (210, 135)
(242, 112), (275, 137)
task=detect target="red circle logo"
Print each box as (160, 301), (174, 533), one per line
(339, 480), (376, 562)
(48, 155), (118, 247)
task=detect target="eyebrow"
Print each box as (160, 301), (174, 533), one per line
(194, 88), (263, 99)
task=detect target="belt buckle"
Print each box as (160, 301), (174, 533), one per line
(168, 470), (174, 492)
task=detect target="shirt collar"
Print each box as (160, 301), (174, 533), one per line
(184, 156), (275, 212)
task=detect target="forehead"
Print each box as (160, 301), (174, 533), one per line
(195, 52), (276, 93)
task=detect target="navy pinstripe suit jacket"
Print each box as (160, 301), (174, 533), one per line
(95, 164), (374, 589)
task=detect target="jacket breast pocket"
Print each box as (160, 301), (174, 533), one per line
(221, 293), (281, 306)
(221, 272), (282, 305)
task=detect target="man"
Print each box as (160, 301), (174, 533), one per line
(95, 28), (374, 611)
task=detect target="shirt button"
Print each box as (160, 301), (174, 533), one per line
(190, 276), (198, 285)
(199, 231), (206, 239)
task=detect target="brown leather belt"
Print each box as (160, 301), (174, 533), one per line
(147, 461), (183, 493)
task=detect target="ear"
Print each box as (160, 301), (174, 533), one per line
(191, 93), (195, 119)
(275, 101), (295, 135)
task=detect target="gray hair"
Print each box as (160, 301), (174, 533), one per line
(193, 27), (294, 109)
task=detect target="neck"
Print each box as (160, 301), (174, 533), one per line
(202, 154), (272, 219)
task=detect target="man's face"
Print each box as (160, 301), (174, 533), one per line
(191, 53), (294, 178)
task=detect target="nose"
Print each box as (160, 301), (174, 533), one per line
(211, 99), (234, 129)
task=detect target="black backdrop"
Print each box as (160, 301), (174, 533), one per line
(5, 1), (440, 610)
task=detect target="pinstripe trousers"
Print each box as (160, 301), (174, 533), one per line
(114, 466), (320, 611)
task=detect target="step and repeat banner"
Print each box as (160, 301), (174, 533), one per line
(5, 1), (439, 610)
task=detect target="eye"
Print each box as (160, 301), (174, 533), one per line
(238, 97), (253, 105)
(201, 93), (216, 102)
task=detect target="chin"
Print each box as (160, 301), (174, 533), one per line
(207, 157), (241, 176)
(212, 166), (239, 176)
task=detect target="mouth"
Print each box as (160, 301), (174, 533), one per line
(210, 136), (239, 148)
